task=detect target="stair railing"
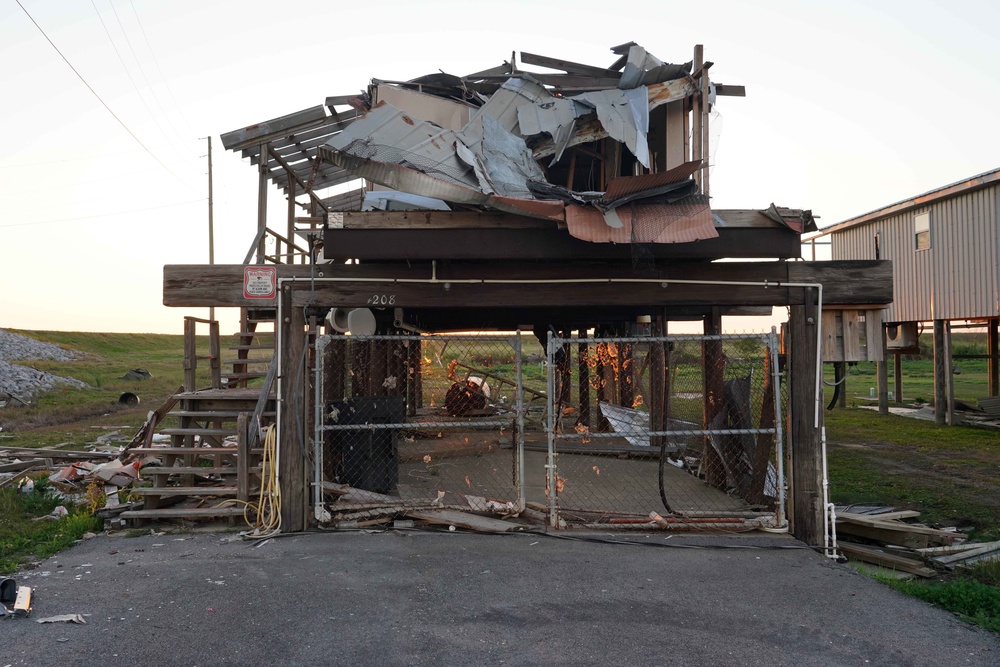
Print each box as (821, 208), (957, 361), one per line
(183, 316), (222, 391)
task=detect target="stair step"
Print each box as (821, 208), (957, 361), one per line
(223, 358), (272, 365)
(121, 507), (246, 519)
(129, 486), (240, 497)
(228, 344), (276, 351)
(141, 466), (261, 476)
(159, 428), (237, 437)
(130, 447), (238, 455)
(221, 373), (267, 381)
(166, 410), (276, 419)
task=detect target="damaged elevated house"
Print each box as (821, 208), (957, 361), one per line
(148, 43), (891, 547)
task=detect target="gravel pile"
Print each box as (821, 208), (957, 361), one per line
(0, 329), (89, 399)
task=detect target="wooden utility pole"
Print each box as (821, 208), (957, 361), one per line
(789, 292), (823, 546)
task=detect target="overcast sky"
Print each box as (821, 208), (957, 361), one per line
(2, 0), (998, 334)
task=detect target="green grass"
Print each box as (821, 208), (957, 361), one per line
(0, 482), (102, 574)
(881, 574), (1000, 634)
(0, 329), (218, 447)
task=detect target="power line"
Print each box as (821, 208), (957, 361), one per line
(15, 0), (196, 193)
(0, 198), (205, 228)
(129, 0), (196, 137)
(89, 0), (175, 151)
(107, 0), (187, 144)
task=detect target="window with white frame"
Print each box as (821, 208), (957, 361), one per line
(914, 210), (930, 250)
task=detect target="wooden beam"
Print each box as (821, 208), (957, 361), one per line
(789, 293), (824, 546)
(322, 227), (803, 261)
(163, 261), (893, 309)
(338, 210), (555, 230)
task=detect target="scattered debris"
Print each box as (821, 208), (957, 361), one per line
(35, 614), (86, 624)
(831, 506), (1000, 578)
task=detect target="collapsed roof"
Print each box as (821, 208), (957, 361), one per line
(221, 42), (816, 248)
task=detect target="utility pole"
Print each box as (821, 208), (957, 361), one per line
(207, 136), (215, 322)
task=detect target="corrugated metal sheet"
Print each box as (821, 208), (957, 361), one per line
(832, 182), (1000, 321)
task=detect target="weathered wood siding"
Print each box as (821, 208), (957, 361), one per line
(832, 183), (1000, 322)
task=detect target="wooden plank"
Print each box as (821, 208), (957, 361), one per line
(836, 522), (929, 549)
(842, 509), (921, 521)
(518, 51), (620, 78)
(786, 261), (894, 306)
(821, 311), (842, 362)
(129, 447), (238, 455)
(865, 309), (885, 361)
(406, 508), (520, 533)
(0, 446), (116, 460)
(141, 466), (244, 475)
(842, 311), (861, 361)
(0, 459), (46, 473)
(838, 542), (937, 578)
(339, 211), (556, 230)
(128, 486), (239, 497)
(121, 507), (245, 519)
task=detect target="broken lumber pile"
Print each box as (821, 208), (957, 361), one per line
(833, 507), (988, 577)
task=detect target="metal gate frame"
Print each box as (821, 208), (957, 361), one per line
(544, 329), (786, 529)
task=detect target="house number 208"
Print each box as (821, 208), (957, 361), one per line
(367, 294), (396, 306)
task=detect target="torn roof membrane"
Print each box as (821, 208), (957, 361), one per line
(225, 42), (812, 247)
(318, 43), (711, 233)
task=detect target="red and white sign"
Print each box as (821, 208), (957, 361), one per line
(243, 266), (277, 299)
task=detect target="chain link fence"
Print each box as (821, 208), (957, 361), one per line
(310, 330), (784, 529)
(545, 331), (785, 526)
(313, 334), (529, 525)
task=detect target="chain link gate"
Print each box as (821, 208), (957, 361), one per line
(313, 333), (527, 525)
(544, 330), (786, 529)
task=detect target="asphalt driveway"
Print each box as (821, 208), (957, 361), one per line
(3, 529), (998, 666)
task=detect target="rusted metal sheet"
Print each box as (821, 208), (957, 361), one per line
(564, 201), (717, 244)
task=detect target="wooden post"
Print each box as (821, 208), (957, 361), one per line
(692, 45), (703, 192)
(789, 294), (823, 546)
(945, 321), (955, 425)
(618, 333), (634, 409)
(237, 412), (250, 503)
(208, 320), (222, 389)
(933, 319), (946, 426)
(877, 325), (889, 415)
(649, 317), (666, 450)
(279, 286), (307, 532)
(594, 327), (611, 432)
(894, 352), (903, 404)
(559, 330), (572, 407)
(748, 346), (776, 504)
(577, 329), (591, 429)
(833, 363), (846, 408)
(183, 317), (196, 392)
(700, 62), (712, 196)
(702, 308), (726, 488)
(288, 178), (294, 264)
(989, 318), (999, 397)
(257, 142), (269, 263)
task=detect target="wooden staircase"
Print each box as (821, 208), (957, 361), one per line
(120, 315), (278, 525)
(226, 308), (276, 387)
(121, 388), (276, 524)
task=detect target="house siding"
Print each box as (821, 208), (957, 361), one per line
(831, 183), (1000, 322)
